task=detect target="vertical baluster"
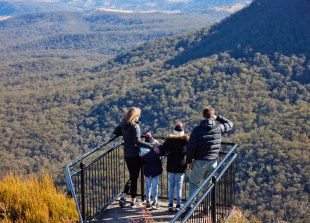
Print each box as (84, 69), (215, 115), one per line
(89, 164), (92, 217)
(220, 176), (223, 219)
(104, 153), (107, 204)
(98, 158), (102, 207)
(80, 162), (86, 222)
(211, 176), (216, 223)
(105, 153), (108, 203)
(110, 152), (113, 199)
(85, 165), (89, 220)
(232, 160), (235, 204)
(112, 150), (118, 197)
(103, 154), (105, 205)
(95, 161), (98, 211)
(108, 152), (111, 199)
(117, 147), (121, 194)
(111, 152), (114, 198)
(90, 164), (93, 216)
(220, 172), (223, 217)
(112, 149), (115, 196)
(98, 160), (101, 209)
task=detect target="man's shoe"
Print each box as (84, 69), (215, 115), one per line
(175, 204), (181, 212)
(119, 197), (126, 208)
(168, 203), (174, 212)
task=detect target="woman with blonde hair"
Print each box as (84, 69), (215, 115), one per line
(114, 107), (159, 208)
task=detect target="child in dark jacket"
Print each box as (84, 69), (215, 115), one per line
(139, 132), (165, 210)
(160, 122), (189, 212)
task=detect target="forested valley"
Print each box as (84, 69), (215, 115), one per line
(0, 0), (309, 222)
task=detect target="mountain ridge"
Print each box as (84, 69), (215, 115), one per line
(166, 0), (310, 82)
(0, 11), (214, 59)
(0, 0), (251, 16)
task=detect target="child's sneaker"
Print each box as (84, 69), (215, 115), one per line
(130, 200), (139, 208)
(168, 203), (174, 212)
(175, 204), (181, 212)
(152, 202), (159, 210)
(146, 201), (151, 208)
(119, 197), (126, 208)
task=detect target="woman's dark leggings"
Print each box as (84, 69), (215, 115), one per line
(123, 156), (142, 198)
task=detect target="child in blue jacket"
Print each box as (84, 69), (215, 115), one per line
(139, 132), (165, 210)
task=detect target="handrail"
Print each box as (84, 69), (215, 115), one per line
(180, 153), (237, 222)
(170, 143), (238, 222)
(182, 183), (215, 222)
(67, 135), (119, 168)
(65, 165), (83, 223)
(217, 153), (238, 180)
(83, 142), (123, 169)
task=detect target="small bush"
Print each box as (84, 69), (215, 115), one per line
(0, 173), (78, 223)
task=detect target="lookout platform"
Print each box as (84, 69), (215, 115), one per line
(92, 199), (173, 223)
(66, 137), (238, 223)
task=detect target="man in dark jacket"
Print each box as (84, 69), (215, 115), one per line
(186, 106), (233, 209)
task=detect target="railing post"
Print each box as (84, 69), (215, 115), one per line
(211, 176), (217, 223)
(80, 162), (86, 222)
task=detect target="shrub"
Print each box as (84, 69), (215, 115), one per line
(0, 173), (78, 223)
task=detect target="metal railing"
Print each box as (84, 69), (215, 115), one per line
(170, 143), (238, 223)
(66, 135), (237, 223)
(65, 136), (122, 223)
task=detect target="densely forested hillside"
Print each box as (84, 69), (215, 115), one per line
(0, 11), (213, 178)
(0, 0), (309, 222)
(0, 11), (213, 59)
(167, 0), (310, 83)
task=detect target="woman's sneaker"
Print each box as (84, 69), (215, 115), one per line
(130, 201), (137, 208)
(119, 197), (126, 208)
(168, 203), (174, 212)
(130, 199), (139, 208)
